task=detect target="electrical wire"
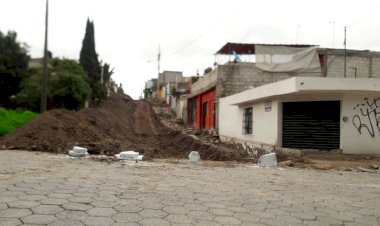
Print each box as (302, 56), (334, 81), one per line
(240, 25), (257, 42)
(349, 5), (380, 28)
(165, 7), (239, 57)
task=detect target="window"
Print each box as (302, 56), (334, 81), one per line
(243, 107), (253, 134)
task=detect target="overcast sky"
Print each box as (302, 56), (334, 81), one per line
(1, 0), (379, 99)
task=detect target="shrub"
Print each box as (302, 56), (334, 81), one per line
(0, 109), (38, 135)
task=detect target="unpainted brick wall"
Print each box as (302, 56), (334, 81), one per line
(216, 63), (320, 97)
(325, 54), (380, 78)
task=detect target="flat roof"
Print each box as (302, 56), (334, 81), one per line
(215, 43), (316, 55)
(215, 43), (380, 56)
(225, 77), (380, 106)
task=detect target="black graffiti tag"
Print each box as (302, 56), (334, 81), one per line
(352, 97), (380, 138)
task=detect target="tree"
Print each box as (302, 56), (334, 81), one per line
(101, 62), (114, 84)
(16, 59), (91, 111)
(15, 68), (41, 111)
(50, 59), (91, 109)
(0, 30), (29, 108)
(79, 19), (103, 102)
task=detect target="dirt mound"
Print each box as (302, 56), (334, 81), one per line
(0, 93), (245, 161)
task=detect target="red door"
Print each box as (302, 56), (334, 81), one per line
(200, 88), (216, 130)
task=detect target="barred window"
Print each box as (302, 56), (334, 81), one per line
(243, 107), (253, 134)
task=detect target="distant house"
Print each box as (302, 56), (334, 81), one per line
(28, 51), (54, 69)
(156, 70), (184, 103)
(144, 70), (192, 119)
(219, 77), (380, 155)
(28, 58), (48, 69)
(144, 78), (157, 99)
(187, 42), (380, 131)
(171, 81), (192, 121)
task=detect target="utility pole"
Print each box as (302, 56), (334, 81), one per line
(344, 26), (347, 78)
(40, 0), (49, 112)
(156, 45), (161, 99)
(157, 45), (161, 77)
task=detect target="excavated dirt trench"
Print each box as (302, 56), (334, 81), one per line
(0, 93), (247, 161)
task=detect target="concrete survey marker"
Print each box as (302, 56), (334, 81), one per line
(68, 146), (89, 157)
(258, 153), (277, 168)
(115, 151), (143, 161)
(188, 151), (201, 162)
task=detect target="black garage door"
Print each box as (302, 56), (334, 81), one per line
(282, 101), (340, 150)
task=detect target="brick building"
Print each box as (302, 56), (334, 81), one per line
(187, 43), (380, 131)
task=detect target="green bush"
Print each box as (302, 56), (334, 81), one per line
(0, 109), (38, 136)
(16, 58), (91, 111)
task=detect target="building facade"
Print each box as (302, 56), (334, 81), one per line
(219, 77), (380, 155)
(188, 43), (380, 131)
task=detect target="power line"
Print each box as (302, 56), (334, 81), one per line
(166, 8), (239, 57)
(349, 5), (380, 28)
(240, 25), (257, 42)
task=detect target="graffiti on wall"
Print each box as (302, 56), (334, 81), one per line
(352, 97), (380, 137)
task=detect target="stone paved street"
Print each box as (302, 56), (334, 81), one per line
(0, 150), (379, 226)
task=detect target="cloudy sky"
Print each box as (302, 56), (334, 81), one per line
(1, 0), (379, 99)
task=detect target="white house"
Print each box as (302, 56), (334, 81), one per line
(219, 77), (380, 155)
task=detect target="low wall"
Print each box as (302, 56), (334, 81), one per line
(219, 135), (275, 157)
(220, 136), (304, 158)
(191, 69), (218, 96)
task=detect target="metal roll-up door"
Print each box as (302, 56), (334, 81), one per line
(282, 101), (340, 150)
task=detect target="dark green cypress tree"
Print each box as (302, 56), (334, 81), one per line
(79, 19), (102, 101)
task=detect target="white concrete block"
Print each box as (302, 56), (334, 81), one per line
(115, 151), (142, 160)
(257, 153), (277, 168)
(68, 146), (89, 157)
(188, 151), (201, 162)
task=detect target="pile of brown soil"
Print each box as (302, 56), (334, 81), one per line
(0, 93), (246, 161)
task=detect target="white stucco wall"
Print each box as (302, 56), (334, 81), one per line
(219, 97), (279, 146)
(252, 101), (279, 145)
(341, 93), (380, 154)
(218, 98), (243, 141)
(219, 77), (380, 155)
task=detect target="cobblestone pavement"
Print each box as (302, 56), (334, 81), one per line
(0, 150), (379, 226)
